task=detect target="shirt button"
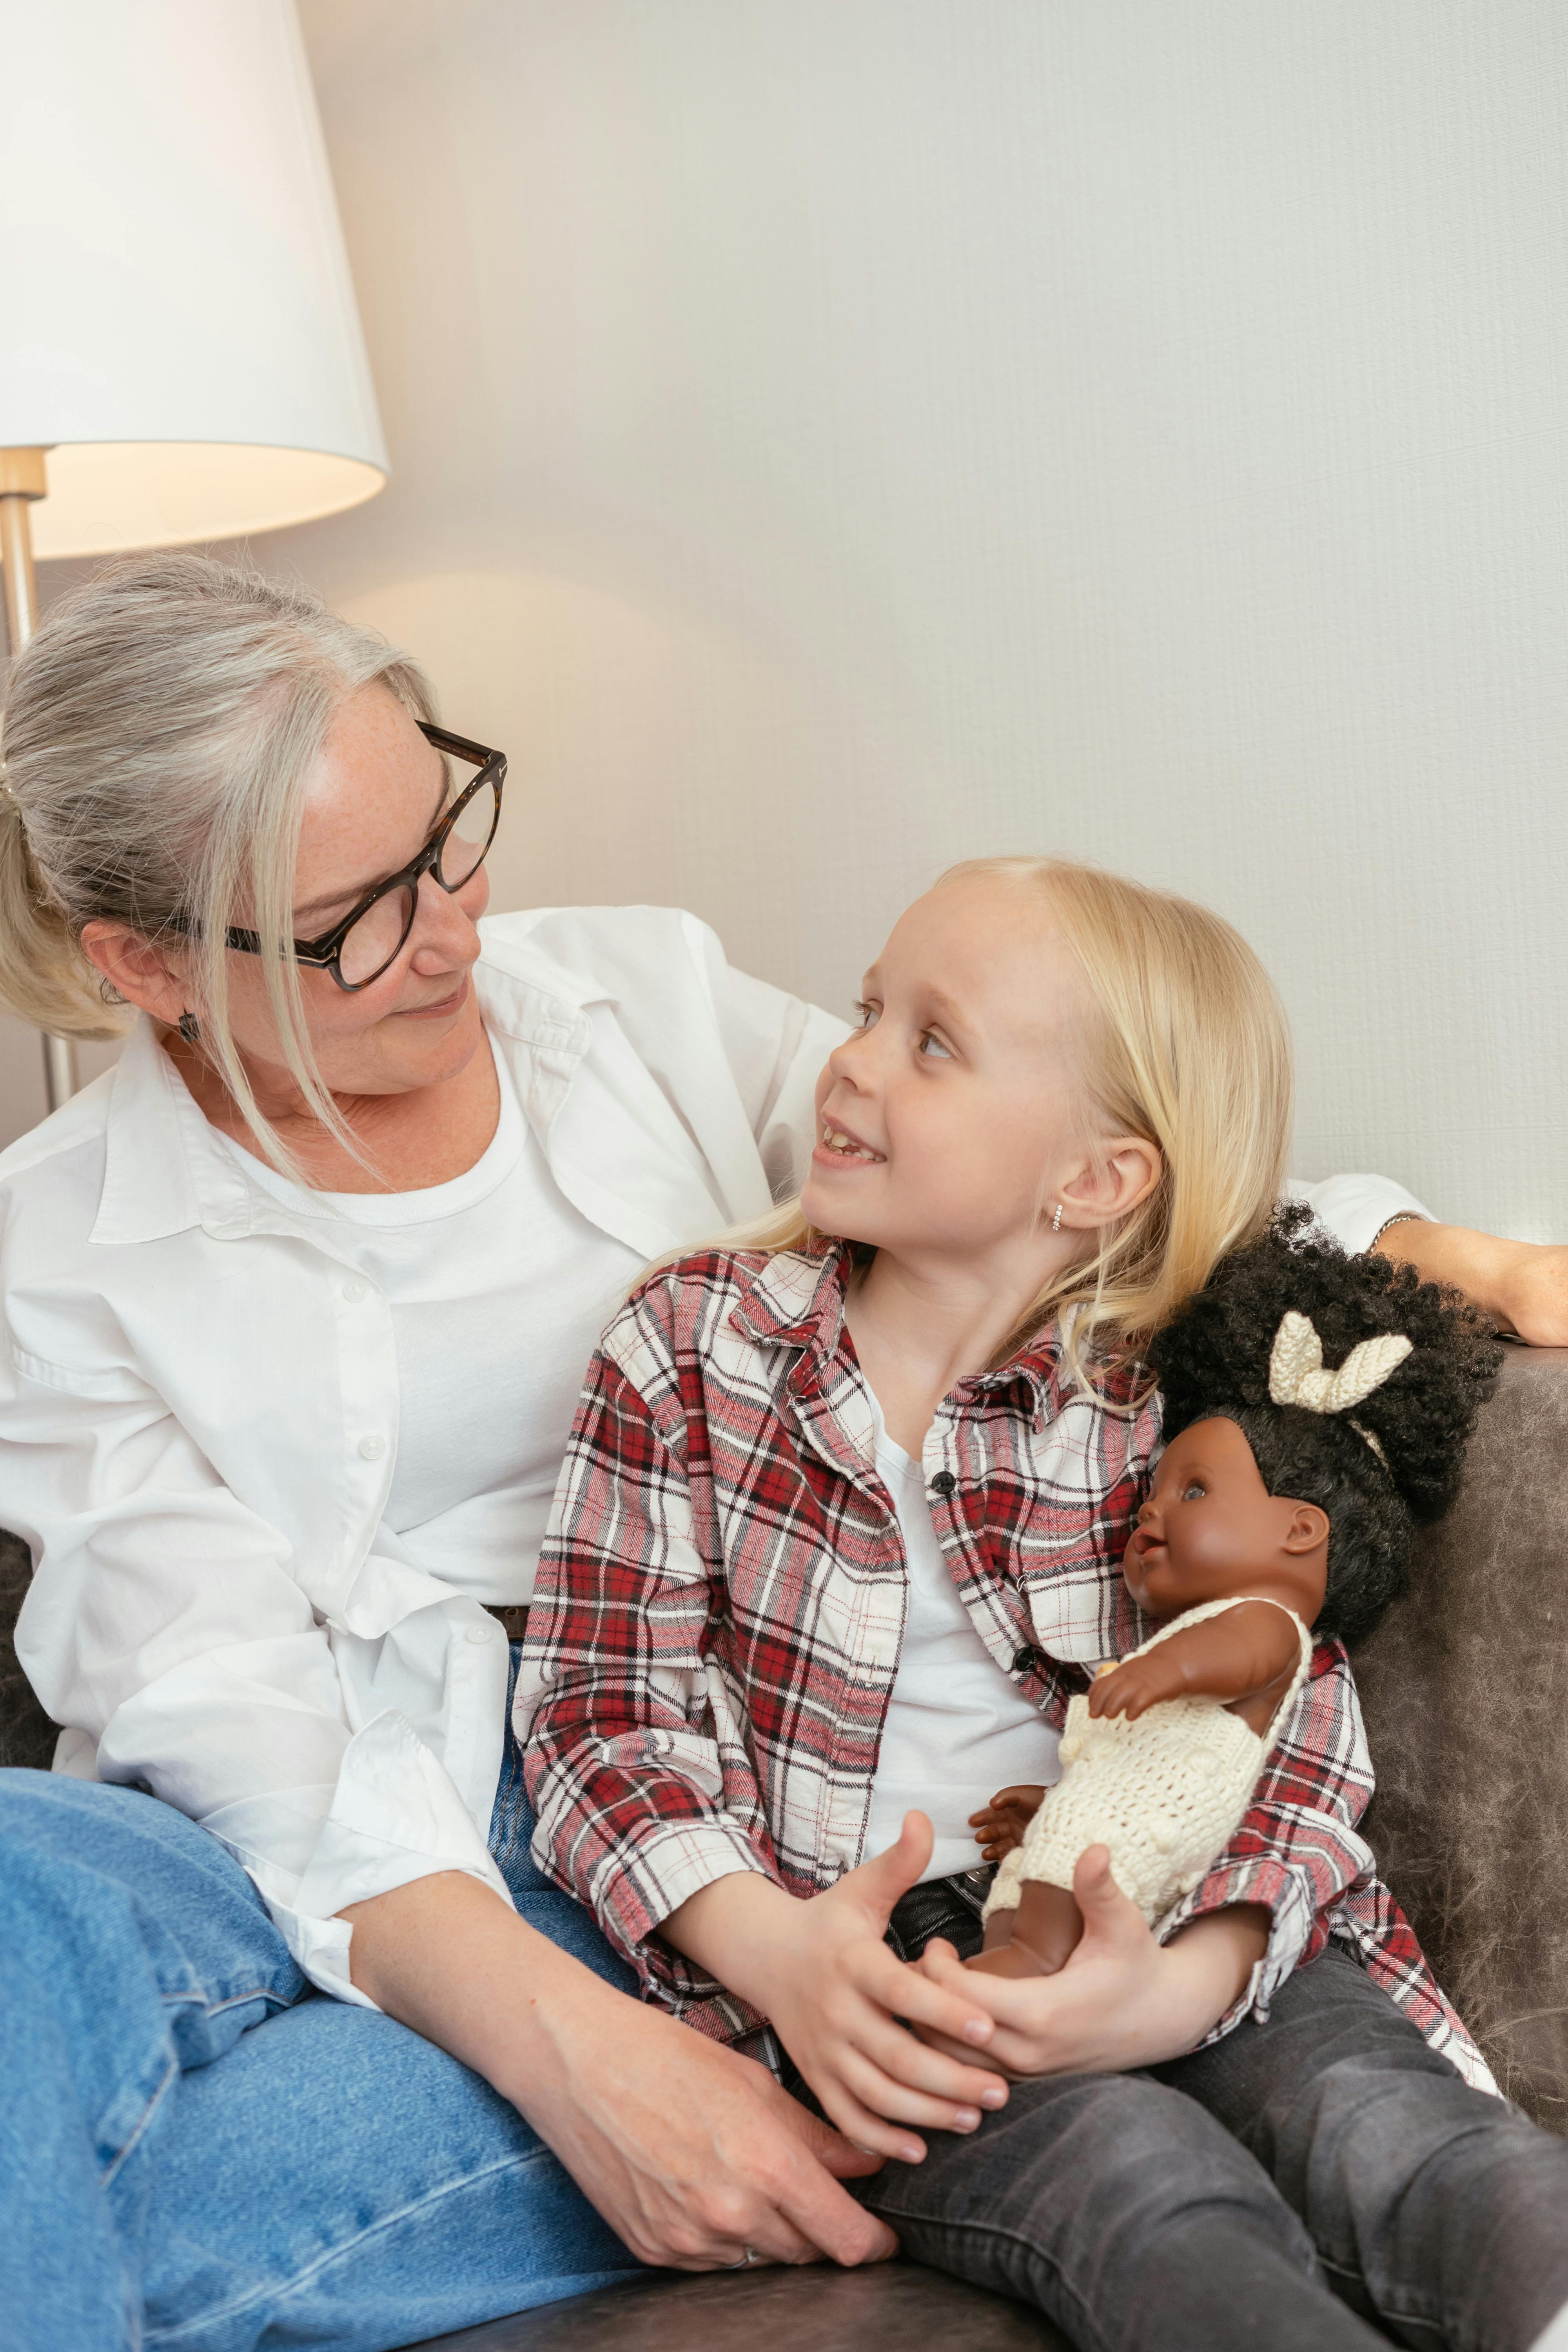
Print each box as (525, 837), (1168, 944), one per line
(1012, 1647), (1035, 1673)
(342, 1278), (368, 1303)
(357, 1434), (386, 1461)
(465, 1622), (494, 1645)
(930, 1470), (957, 1497)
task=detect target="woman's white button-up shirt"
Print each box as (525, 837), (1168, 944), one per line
(0, 901), (1427, 2005)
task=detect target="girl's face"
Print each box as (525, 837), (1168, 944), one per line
(801, 876), (1114, 1266)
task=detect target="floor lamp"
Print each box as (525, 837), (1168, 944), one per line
(0, 0), (388, 1113)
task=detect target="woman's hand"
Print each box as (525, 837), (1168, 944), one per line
(664, 1814), (1009, 2163)
(341, 1870), (897, 2271)
(914, 1845), (1268, 2077)
(968, 1783), (1047, 1863)
(1376, 1220), (1568, 1347)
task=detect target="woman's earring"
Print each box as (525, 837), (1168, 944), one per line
(1051, 1203), (1063, 1233)
(177, 1011), (201, 1045)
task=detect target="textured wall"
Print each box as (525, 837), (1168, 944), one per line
(7, 1), (1566, 1233)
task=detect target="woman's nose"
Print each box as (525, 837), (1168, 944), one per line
(408, 867), (483, 973)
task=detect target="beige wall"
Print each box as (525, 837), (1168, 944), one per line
(8, 1), (1567, 1231)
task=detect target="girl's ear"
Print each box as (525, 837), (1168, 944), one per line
(79, 919), (190, 1027)
(1058, 1135), (1163, 1229)
(1282, 1501), (1331, 1554)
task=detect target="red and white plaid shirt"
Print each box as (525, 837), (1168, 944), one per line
(519, 1243), (1492, 2090)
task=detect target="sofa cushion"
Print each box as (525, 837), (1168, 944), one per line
(406, 2257), (1051, 2350)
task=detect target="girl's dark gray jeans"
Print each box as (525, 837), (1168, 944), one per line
(846, 1877), (1568, 2352)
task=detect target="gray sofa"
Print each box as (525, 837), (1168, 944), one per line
(5, 1343), (1566, 2350)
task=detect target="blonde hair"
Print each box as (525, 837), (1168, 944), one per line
(0, 552), (435, 1174)
(720, 857), (1293, 1374)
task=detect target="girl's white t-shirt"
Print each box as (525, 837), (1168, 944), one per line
(220, 1035), (644, 1602)
(862, 1399), (1062, 1882)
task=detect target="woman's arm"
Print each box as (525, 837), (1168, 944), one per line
(341, 1869), (897, 2269)
(1375, 1218), (1568, 1346)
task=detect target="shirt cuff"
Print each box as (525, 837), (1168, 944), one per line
(209, 1708), (513, 2004)
(1156, 1852), (1322, 2045)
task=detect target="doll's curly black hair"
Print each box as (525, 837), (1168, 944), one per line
(1147, 1205), (1501, 1646)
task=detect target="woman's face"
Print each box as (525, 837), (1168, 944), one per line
(800, 875), (1108, 1265)
(218, 682), (491, 1102)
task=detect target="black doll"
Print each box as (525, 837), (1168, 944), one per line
(971, 1207), (1500, 1979)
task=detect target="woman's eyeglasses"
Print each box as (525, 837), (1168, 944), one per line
(172, 724), (506, 993)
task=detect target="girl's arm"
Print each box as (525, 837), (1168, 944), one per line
(522, 1300), (1007, 2151)
(918, 1846), (1269, 2075)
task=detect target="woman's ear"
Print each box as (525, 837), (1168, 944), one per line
(79, 920), (190, 1027)
(1281, 1501), (1331, 1555)
(1058, 1135), (1163, 1229)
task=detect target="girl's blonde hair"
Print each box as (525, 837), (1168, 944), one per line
(722, 856), (1293, 1371)
(0, 552), (435, 1175)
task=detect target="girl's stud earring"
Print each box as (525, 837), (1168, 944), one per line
(1051, 1203), (1063, 1233)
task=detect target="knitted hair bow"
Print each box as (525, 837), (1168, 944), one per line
(1267, 1310), (1411, 1465)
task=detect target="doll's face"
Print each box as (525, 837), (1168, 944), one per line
(1123, 1416), (1330, 1624)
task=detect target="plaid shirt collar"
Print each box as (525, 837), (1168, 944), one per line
(729, 1239), (1090, 1432)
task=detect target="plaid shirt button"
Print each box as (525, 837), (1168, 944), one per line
(1011, 1646), (1034, 1672)
(930, 1470), (957, 1495)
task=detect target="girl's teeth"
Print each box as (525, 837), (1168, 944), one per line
(822, 1126), (882, 1161)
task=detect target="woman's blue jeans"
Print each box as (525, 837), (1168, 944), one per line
(0, 1740), (644, 2352)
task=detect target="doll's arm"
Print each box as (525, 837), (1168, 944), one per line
(1089, 1602), (1300, 1730)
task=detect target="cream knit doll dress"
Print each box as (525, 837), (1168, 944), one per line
(983, 1595), (1313, 1931)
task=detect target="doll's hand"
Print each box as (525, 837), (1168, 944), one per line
(968, 1784), (1047, 1862)
(1087, 1651), (1187, 1722)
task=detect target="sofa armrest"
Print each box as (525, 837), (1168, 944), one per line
(1354, 1344), (1568, 2128)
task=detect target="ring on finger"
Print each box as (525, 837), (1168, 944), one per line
(720, 2245), (762, 2268)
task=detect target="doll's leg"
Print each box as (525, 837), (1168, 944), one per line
(970, 1880), (1084, 1976)
(1155, 1944), (1568, 2350)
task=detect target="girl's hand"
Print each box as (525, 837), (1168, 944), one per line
(665, 1813), (1009, 2163)
(915, 1845), (1269, 2077)
(968, 1783), (1047, 1862)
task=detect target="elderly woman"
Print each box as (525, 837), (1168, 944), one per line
(0, 557), (1558, 2352)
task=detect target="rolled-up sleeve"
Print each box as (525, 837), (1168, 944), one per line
(1287, 1174), (1432, 1257)
(519, 1305), (776, 2029)
(4, 1350), (508, 2005)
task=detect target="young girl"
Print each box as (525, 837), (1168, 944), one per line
(519, 858), (1568, 2352)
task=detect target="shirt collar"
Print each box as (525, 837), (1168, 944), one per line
(729, 1244), (1125, 1428)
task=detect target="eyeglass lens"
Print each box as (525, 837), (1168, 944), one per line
(436, 775), (501, 889)
(336, 772), (501, 987)
(339, 885), (418, 988)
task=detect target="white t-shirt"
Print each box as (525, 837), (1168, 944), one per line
(862, 1399), (1062, 1882)
(220, 1034), (644, 1602)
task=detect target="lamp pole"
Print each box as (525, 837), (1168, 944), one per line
(0, 444), (78, 1111)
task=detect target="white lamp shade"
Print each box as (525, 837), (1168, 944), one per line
(0, 0), (388, 557)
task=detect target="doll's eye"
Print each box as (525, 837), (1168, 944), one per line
(854, 1000), (880, 1029)
(917, 1032), (953, 1059)
(1182, 1480), (1207, 1501)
